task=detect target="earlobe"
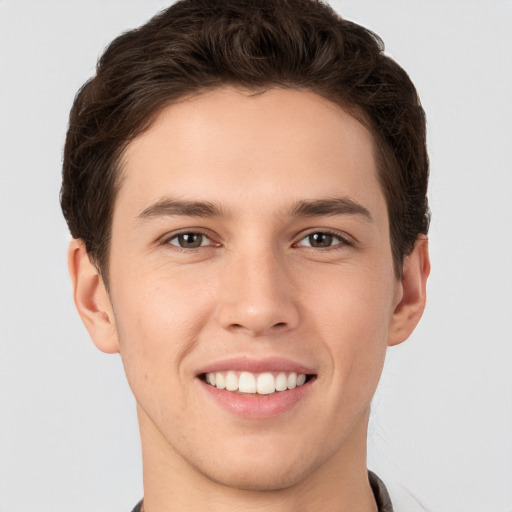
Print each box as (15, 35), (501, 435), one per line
(67, 239), (120, 354)
(388, 235), (430, 347)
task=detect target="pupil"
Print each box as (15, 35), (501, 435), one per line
(310, 233), (332, 247)
(180, 233), (202, 248)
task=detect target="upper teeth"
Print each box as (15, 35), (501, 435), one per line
(205, 371), (307, 395)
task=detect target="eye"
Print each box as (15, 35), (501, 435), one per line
(296, 231), (347, 248)
(167, 232), (212, 249)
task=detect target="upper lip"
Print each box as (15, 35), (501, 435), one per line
(196, 356), (316, 376)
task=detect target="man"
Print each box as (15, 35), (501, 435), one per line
(61, 1), (430, 510)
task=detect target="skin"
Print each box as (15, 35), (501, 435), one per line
(69, 87), (430, 512)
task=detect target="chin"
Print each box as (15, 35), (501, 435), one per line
(191, 440), (326, 492)
(199, 459), (312, 492)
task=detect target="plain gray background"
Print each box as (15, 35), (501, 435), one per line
(0, 1), (511, 511)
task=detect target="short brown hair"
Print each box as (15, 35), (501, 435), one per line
(61, 0), (429, 280)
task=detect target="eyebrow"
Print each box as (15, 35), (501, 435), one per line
(289, 198), (373, 221)
(136, 196), (372, 222)
(137, 198), (228, 221)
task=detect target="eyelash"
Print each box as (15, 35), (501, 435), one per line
(162, 229), (352, 251)
(163, 231), (217, 251)
(294, 230), (352, 250)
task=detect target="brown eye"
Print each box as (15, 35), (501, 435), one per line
(297, 231), (346, 248)
(169, 233), (206, 248)
(308, 232), (333, 247)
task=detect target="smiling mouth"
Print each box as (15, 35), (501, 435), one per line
(200, 371), (316, 395)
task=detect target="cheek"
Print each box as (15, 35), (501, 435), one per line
(109, 267), (213, 399)
(301, 262), (395, 382)
(114, 260), (212, 334)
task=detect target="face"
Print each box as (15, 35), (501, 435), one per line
(88, 87), (411, 490)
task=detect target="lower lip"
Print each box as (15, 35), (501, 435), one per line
(199, 378), (314, 419)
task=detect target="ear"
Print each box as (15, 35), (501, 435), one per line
(388, 235), (430, 346)
(67, 239), (120, 354)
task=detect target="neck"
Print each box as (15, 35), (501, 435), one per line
(138, 406), (378, 512)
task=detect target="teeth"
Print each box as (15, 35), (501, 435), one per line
(257, 373), (275, 395)
(216, 373), (225, 390)
(205, 371), (309, 395)
(275, 372), (288, 392)
(225, 371), (238, 391)
(239, 372), (257, 393)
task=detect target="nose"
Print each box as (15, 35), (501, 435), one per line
(217, 249), (300, 337)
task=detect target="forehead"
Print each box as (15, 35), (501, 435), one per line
(117, 87), (386, 225)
